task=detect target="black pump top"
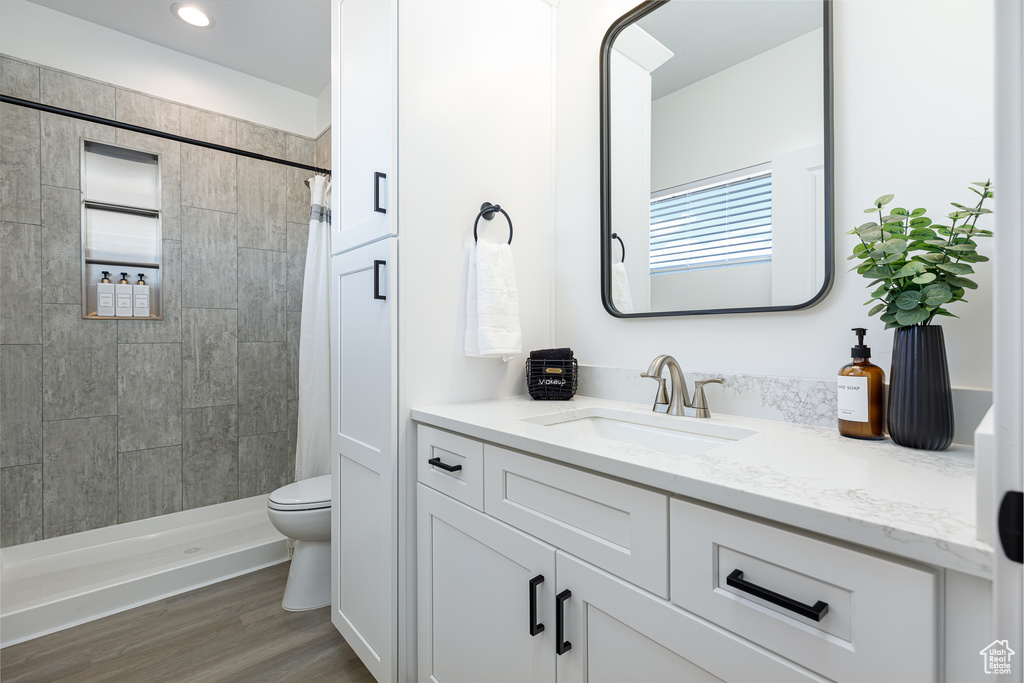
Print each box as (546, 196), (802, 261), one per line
(851, 327), (870, 359)
(136, 273), (146, 285)
(101, 271), (111, 283)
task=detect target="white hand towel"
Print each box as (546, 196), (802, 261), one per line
(465, 241), (522, 362)
(611, 261), (634, 313)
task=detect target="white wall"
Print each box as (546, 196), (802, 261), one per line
(399, 0), (554, 412)
(554, 0), (995, 389)
(650, 28), (823, 191)
(316, 83), (332, 138)
(652, 263), (772, 310)
(647, 30), (824, 310)
(610, 49), (655, 312)
(0, 0), (320, 137)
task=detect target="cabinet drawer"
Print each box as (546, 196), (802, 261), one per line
(556, 552), (822, 683)
(670, 499), (937, 682)
(417, 425), (484, 511)
(484, 446), (668, 598)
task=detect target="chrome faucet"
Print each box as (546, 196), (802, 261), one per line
(641, 356), (723, 418)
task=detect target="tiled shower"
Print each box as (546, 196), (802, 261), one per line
(0, 55), (332, 547)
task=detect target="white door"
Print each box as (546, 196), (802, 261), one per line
(992, 4), (1023, 681)
(554, 552), (820, 683)
(330, 238), (397, 682)
(418, 485), (556, 683)
(332, 0), (396, 254)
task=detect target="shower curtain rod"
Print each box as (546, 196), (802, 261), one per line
(1, 94), (331, 178)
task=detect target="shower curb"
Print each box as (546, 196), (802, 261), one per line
(1, 496), (288, 648)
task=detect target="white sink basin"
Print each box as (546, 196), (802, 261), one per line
(521, 407), (756, 456)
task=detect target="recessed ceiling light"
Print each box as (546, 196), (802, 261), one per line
(171, 3), (214, 28)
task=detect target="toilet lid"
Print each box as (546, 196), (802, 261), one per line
(268, 474), (332, 509)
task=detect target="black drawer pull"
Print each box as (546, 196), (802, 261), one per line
(427, 457), (462, 473)
(555, 589), (572, 655)
(529, 575), (545, 636)
(726, 569), (829, 622)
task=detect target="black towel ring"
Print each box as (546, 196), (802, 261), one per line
(611, 233), (625, 263)
(473, 202), (513, 245)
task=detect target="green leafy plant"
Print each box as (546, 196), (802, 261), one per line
(847, 181), (993, 328)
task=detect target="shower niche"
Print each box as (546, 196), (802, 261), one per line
(80, 139), (163, 320)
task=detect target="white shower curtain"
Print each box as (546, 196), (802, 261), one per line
(294, 175), (332, 480)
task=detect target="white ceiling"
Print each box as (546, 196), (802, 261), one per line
(636, 0), (823, 100)
(20, 1), (818, 104)
(25, 0), (331, 96)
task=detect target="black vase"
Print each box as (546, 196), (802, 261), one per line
(887, 325), (954, 451)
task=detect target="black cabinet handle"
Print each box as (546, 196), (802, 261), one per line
(726, 569), (829, 622)
(529, 575), (545, 636)
(555, 589), (572, 655)
(373, 171), (387, 213)
(427, 457), (461, 473)
(998, 490), (1022, 563)
(373, 260), (386, 300)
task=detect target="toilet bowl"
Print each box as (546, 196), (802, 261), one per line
(267, 474), (332, 611)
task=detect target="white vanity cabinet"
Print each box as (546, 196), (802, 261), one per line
(418, 485), (557, 683)
(670, 499), (938, 682)
(554, 552), (819, 683)
(483, 445), (669, 598)
(412, 396), (996, 682)
(416, 425), (828, 682)
(416, 479), (808, 683)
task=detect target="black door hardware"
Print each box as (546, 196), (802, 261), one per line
(555, 589), (572, 655)
(373, 260), (386, 300)
(726, 569), (829, 622)
(529, 575), (545, 636)
(374, 172), (387, 213)
(998, 491), (1023, 563)
(426, 457), (462, 473)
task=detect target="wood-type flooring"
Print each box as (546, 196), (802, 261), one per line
(1, 562), (375, 682)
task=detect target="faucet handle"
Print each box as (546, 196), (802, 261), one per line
(692, 378), (723, 418)
(641, 374), (670, 411)
(641, 370), (671, 412)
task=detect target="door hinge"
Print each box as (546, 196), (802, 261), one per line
(998, 490), (1023, 564)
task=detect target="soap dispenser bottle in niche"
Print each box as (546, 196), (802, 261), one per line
(96, 271), (115, 317)
(133, 273), (150, 318)
(115, 272), (133, 318)
(838, 327), (885, 440)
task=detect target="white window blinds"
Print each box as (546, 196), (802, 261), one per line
(650, 169), (772, 274)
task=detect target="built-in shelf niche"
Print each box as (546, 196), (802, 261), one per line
(81, 139), (163, 320)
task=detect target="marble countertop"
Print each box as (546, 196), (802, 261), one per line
(411, 395), (994, 579)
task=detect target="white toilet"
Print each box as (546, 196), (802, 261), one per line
(267, 474), (332, 611)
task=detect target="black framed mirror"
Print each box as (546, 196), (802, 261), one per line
(600, 0), (833, 317)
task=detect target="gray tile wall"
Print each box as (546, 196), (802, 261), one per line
(0, 55), (328, 547)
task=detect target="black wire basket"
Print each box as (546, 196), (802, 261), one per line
(526, 358), (578, 400)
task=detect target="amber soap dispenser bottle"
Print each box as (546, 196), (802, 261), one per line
(838, 328), (885, 440)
